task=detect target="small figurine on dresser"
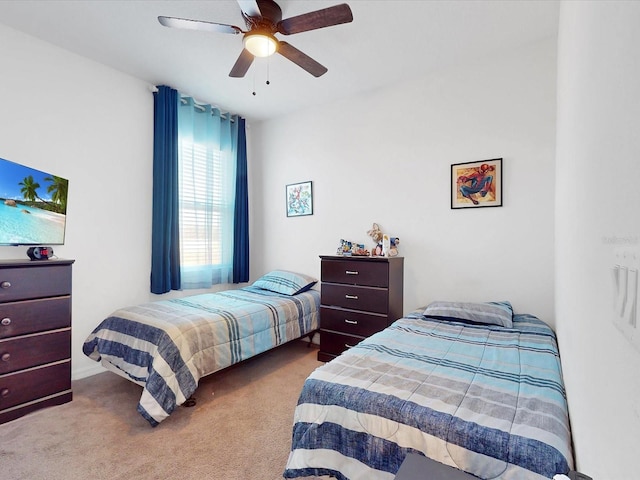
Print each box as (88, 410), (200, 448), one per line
(367, 222), (400, 257)
(388, 237), (400, 257)
(367, 223), (383, 245)
(337, 239), (352, 256)
(337, 238), (369, 256)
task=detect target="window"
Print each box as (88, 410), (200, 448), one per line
(151, 87), (247, 294)
(177, 100), (236, 288)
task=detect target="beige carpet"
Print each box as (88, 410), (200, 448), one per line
(0, 340), (324, 480)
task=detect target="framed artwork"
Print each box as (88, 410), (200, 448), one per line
(451, 158), (502, 209)
(286, 181), (313, 217)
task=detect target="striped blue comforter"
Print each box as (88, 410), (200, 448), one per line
(284, 311), (573, 480)
(82, 287), (319, 426)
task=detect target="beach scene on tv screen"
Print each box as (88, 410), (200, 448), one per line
(0, 157), (68, 245)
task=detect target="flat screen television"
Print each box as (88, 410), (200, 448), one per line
(0, 157), (69, 246)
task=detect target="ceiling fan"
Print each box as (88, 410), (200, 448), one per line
(158, 0), (353, 78)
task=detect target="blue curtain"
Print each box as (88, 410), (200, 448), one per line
(150, 86), (181, 294)
(233, 118), (249, 283)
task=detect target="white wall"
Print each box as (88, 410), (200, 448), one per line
(250, 39), (558, 324)
(0, 24), (158, 379)
(556, 1), (640, 477)
(0, 24), (251, 380)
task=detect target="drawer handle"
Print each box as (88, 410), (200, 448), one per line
(344, 319), (358, 325)
(0, 318), (10, 326)
(345, 294), (359, 300)
(1, 353), (9, 362)
(344, 343), (356, 349)
(345, 270), (359, 275)
(0, 281), (11, 289)
(0, 388), (9, 398)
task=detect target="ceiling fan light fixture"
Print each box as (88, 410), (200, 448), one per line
(243, 32), (278, 57)
(159, 1), (354, 78)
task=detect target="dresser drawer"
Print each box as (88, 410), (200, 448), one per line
(0, 360), (71, 411)
(321, 306), (389, 337)
(321, 259), (389, 287)
(321, 283), (388, 314)
(0, 297), (71, 339)
(0, 265), (72, 302)
(0, 329), (71, 374)
(319, 330), (364, 356)
(0, 391), (73, 425)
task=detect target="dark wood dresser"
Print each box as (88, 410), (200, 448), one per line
(318, 255), (403, 362)
(0, 259), (74, 424)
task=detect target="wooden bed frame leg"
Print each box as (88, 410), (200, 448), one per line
(184, 396), (197, 407)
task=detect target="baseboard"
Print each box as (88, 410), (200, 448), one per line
(72, 363), (105, 380)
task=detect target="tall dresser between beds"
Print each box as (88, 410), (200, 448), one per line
(318, 255), (403, 362)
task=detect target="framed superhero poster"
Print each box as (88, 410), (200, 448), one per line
(451, 158), (502, 209)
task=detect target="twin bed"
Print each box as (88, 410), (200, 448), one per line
(82, 270), (320, 426)
(84, 271), (573, 480)
(283, 301), (574, 480)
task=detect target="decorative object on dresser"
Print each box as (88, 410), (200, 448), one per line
(366, 222), (400, 257)
(336, 239), (369, 257)
(0, 259), (74, 425)
(317, 255), (403, 362)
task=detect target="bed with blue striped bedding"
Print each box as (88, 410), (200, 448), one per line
(283, 311), (573, 480)
(82, 286), (319, 426)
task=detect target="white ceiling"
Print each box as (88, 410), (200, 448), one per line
(0, 0), (559, 122)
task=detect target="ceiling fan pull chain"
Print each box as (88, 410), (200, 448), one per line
(266, 56), (271, 86)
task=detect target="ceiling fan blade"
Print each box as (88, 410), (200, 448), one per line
(158, 16), (242, 35)
(277, 4), (353, 35)
(236, 0), (261, 19)
(278, 41), (328, 77)
(229, 49), (255, 77)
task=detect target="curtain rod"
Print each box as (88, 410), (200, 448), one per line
(179, 97), (233, 122)
(148, 84), (235, 121)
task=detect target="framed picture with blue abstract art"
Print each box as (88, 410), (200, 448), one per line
(286, 181), (313, 217)
(451, 158), (502, 209)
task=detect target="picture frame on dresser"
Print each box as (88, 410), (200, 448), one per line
(317, 255), (404, 362)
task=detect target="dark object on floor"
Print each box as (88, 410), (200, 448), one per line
(569, 471), (593, 480)
(394, 454), (477, 479)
